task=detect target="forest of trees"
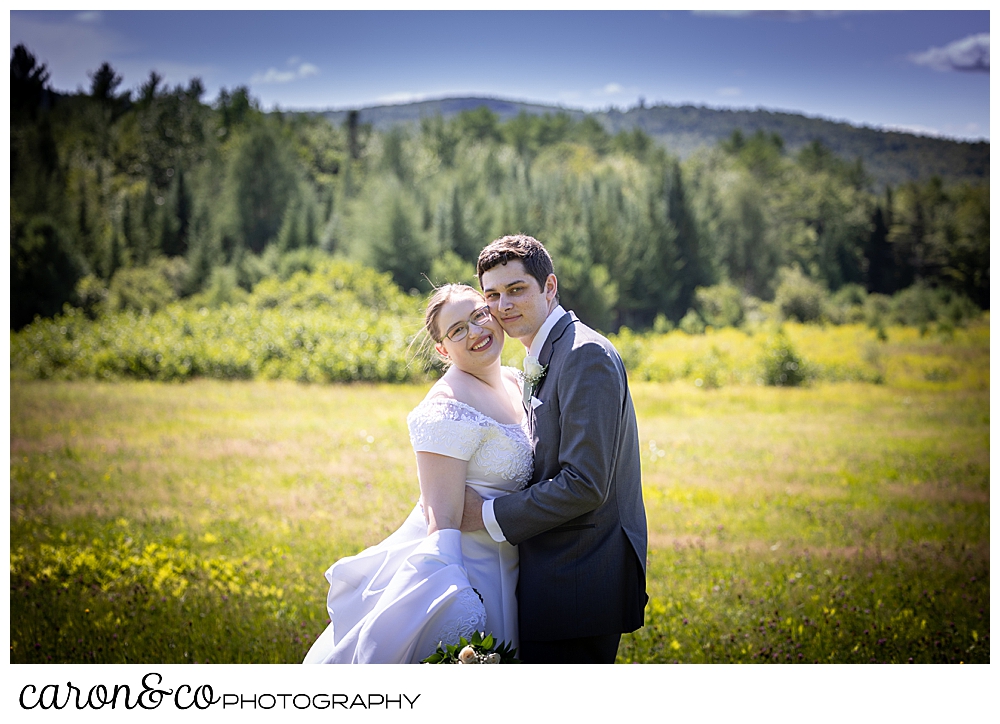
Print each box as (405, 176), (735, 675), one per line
(322, 97), (990, 189)
(10, 45), (990, 333)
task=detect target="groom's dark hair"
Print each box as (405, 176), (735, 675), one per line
(477, 234), (555, 292)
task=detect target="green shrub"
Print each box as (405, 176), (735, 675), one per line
(151, 256), (191, 298)
(232, 247), (332, 291)
(774, 267), (827, 323)
(694, 283), (744, 328)
(276, 247), (332, 280)
(826, 283), (867, 324)
(684, 345), (729, 389)
(679, 309), (706, 335)
(74, 275), (109, 319)
(188, 266), (249, 308)
(652, 313), (675, 334)
(938, 291), (981, 326)
(890, 282), (980, 332)
(889, 282), (980, 334)
(831, 283), (867, 307)
(864, 293), (892, 334)
(107, 265), (179, 314)
(742, 295), (774, 327)
(757, 332), (808, 386)
(11, 259), (426, 384)
(608, 326), (646, 372)
(890, 282), (936, 330)
(250, 258), (416, 312)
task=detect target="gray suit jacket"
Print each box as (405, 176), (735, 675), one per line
(492, 312), (647, 640)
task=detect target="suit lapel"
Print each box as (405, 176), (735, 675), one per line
(538, 311), (576, 368)
(526, 312), (575, 443)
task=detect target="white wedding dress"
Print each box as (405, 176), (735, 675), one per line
(303, 397), (532, 664)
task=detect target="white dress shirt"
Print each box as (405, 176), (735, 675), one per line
(482, 305), (567, 543)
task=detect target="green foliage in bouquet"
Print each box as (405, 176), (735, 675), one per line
(421, 631), (520, 664)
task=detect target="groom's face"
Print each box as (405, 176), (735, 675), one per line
(481, 260), (557, 345)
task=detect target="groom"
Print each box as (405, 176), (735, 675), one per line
(462, 234), (647, 664)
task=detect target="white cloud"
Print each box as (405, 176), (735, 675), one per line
(717, 87), (742, 97)
(375, 91), (432, 105)
(370, 88), (494, 106)
(909, 33), (989, 73)
(75, 11), (102, 23)
(250, 60), (320, 85)
(877, 120), (987, 142)
(879, 123), (945, 138)
(251, 68), (295, 84)
(603, 83), (624, 94)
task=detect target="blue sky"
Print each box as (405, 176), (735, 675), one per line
(9, 9), (991, 141)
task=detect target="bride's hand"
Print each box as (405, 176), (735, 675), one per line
(459, 486), (486, 533)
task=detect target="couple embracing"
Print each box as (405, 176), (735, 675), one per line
(304, 235), (647, 664)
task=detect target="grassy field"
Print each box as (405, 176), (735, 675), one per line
(9, 320), (989, 663)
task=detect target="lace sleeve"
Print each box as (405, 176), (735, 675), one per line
(406, 398), (489, 461)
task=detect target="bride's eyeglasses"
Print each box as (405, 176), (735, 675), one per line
(444, 306), (493, 342)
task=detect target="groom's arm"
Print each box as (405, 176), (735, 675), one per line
(489, 341), (626, 545)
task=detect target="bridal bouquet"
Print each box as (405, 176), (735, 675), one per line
(421, 631), (520, 664)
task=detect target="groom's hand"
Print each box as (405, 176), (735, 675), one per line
(459, 486), (486, 532)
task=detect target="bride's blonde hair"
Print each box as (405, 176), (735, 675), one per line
(418, 284), (485, 367)
(424, 283), (483, 342)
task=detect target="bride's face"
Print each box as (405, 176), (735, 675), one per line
(435, 293), (505, 373)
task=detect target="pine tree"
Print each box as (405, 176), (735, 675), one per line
(11, 216), (87, 329)
(864, 196), (896, 295)
(11, 44), (50, 119)
(222, 124), (299, 255)
(664, 159), (708, 318)
(160, 166), (191, 257)
(105, 226), (123, 281)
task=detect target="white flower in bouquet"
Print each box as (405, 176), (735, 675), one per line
(420, 631), (520, 663)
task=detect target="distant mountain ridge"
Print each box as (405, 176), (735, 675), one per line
(315, 97), (988, 189)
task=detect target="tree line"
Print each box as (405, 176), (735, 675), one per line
(598, 103), (989, 189)
(11, 45), (989, 332)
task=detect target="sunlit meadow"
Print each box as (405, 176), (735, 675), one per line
(9, 318), (989, 663)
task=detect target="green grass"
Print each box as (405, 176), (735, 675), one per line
(9, 323), (989, 664)
(620, 382), (987, 663)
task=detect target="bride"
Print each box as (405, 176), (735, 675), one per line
(304, 284), (531, 663)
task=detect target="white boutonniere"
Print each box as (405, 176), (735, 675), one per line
(520, 355), (548, 406)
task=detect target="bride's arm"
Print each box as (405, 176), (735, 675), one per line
(415, 451), (468, 534)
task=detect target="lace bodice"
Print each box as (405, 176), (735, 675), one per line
(406, 398), (533, 492)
